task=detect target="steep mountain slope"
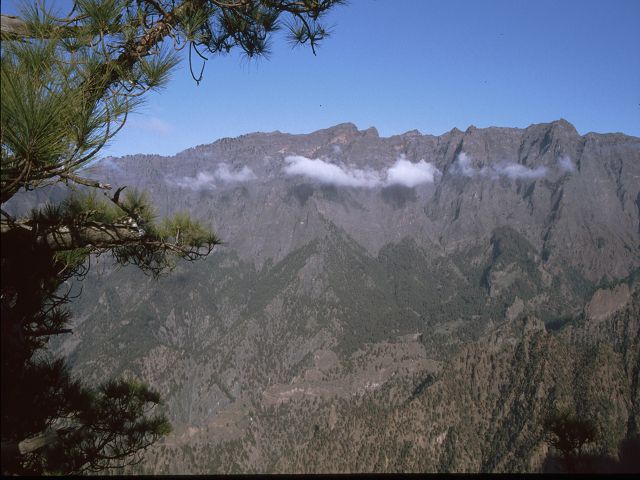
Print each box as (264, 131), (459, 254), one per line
(128, 282), (639, 474)
(29, 120), (640, 472)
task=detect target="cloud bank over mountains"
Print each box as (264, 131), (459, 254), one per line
(283, 154), (440, 188)
(493, 163), (548, 180)
(171, 151), (575, 190)
(453, 152), (547, 179)
(452, 152), (575, 180)
(173, 163), (256, 190)
(284, 155), (381, 188)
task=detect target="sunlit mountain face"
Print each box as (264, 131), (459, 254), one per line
(25, 120), (638, 473)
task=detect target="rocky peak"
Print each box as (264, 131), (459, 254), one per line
(401, 129), (422, 137)
(362, 126), (379, 138)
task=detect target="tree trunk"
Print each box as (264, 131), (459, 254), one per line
(1, 430), (60, 473)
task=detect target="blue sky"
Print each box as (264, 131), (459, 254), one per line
(3, 0), (639, 157)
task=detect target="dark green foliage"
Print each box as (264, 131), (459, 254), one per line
(411, 373), (435, 398)
(542, 409), (597, 471)
(19, 377), (170, 474)
(542, 429), (640, 473)
(438, 427), (458, 471)
(544, 314), (580, 332)
(2, 359), (89, 443)
(480, 226), (541, 298)
(0, 205), (173, 474)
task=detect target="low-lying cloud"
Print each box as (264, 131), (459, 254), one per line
(284, 155), (381, 188)
(215, 163), (256, 183)
(557, 155), (576, 173)
(173, 163), (256, 190)
(453, 152), (548, 180)
(493, 163), (548, 180)
(283, 154), (440, 188)
(386, 156), (440, 187)
(453, 152), (476, 177)
(174, 171), (217, 190)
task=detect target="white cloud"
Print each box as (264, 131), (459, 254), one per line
(283, 155), (440, 188)
(557, 155), (576, 173)
(172, 164), (256, 189)
(453, 152), (548, 180)
(493, 163), (548, 180)
(452, 152), (476, 177)
(174, 171), (216, 190)
(215, 163), (256, 183)
(385, 155), (440, 187)
(284, 155), (381, 188)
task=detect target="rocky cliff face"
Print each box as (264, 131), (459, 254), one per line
(81, 119), (640, 274)
(34, 120), (640, 472)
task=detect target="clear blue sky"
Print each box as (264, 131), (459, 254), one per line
(3, 0), (639, 157)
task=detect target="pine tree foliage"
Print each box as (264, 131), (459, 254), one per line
(542, 408), (598, 472)
(5, 359), (172, 474)
(1, 0), (342, 201)
(1, 0), (343, 474)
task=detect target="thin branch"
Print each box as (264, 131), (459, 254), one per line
(26, 328), (73, 337)
(188, 41), (205, 84)
(141, 0), (168, 17)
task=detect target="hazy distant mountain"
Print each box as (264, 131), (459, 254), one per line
(36, 120), (639, 473)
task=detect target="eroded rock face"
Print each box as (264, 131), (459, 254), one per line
(15, 120), (638, 473)
(58, 118), (639, 282)
(586, 284), (632, 322)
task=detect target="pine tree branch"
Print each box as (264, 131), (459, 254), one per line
(0, 430), (60, 468)
(60, 173), (112, 191)
(26, 328), (74, 337)
(0, 15), (29, 39)
(2, 219), (145, 250)
(0, 14), (82, 40)
(1, 1), (341, 204)
(1, 218), (217, 256)
(17, 430), (60, 454)
(83, 1), (206, 105)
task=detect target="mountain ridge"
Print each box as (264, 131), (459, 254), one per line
(7, 118), (638, 473)
(105, 119), (638, 162)
(79, 118), (639, 283)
